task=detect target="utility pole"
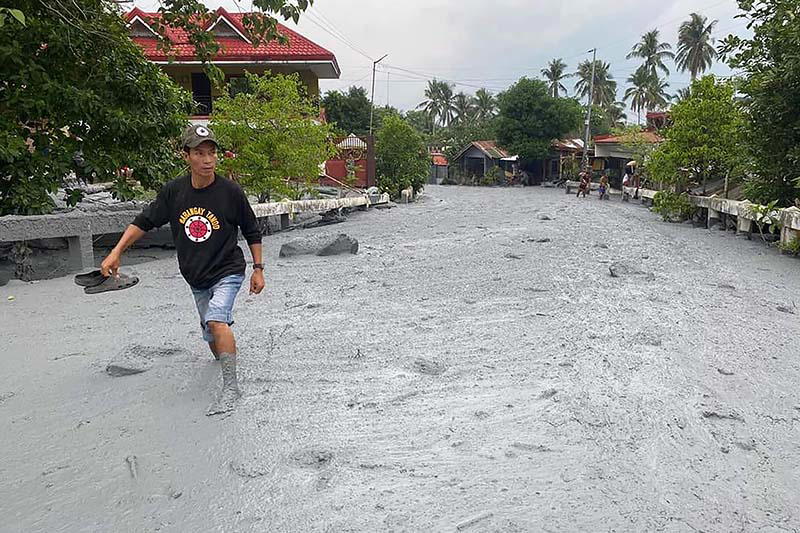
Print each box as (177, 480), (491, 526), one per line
(582, 48), (597, 171)
(369, 54), (388, 137)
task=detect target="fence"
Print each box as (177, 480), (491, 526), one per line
(322, 135), (375, 189)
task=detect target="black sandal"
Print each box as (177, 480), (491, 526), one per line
(74, 270), (106, 287)
(84, 273), (140, 294)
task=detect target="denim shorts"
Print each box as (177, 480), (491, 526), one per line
(190, 274), (245, 343)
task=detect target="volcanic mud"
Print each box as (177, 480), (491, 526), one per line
(2, 185), (799, 531)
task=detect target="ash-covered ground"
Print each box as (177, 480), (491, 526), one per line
(1, 185), (799, 532)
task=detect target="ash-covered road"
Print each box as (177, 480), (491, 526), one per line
(2, 185), (799, 532)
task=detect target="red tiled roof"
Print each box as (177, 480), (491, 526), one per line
(432, 154), (448, 166)
(646, 111), (668, 120)
(125, 7), (338, 66)
(593, 130), (663, 144)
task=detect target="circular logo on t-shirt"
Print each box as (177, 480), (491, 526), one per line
(184, 215), (213, 243)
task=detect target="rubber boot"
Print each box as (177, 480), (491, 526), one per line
(207, 352), (242, 416)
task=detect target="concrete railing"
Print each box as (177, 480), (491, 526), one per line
(622, 186), (800, 248)
(0, 192), (390, 272)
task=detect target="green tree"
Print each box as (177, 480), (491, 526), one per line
(371, 105), (401, 131)
(627, 29), (675, 77)
(431, 118), (498, 163)
(720, 0), (800, 205)
(321, 86), (371, 136)
(624, 67), (652, 124)
(495, 78), (583, 162)
(375, 115), (429, 198)
(677, 13), (718, 80)
(472, 89), (497, 120)
(645, 76), (746, 193)
(541, 58), (571, 97)
(404, 109), (434, 135)
(606, 102), (628, 129)
(211, 72), (336, 202)
(575, 60), (618, 109)
(417, 79), (457, 128)
(645, 76), (672, 111)
(586, 104), (626, 137)
(453, 92), (474, 125)
(625, 67), (671, 123)
(0, 0), (192, 216)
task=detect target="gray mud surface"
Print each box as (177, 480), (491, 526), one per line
(2, 185), (799, 532)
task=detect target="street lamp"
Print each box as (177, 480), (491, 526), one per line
(369, 54), (388, 137)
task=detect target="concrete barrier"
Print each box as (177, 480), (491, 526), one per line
(565, 181), (600, 195)
(0, 193), (390, 272)
(622, 187), (800, 247)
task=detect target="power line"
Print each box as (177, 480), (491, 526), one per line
(301, 9), (374, 62)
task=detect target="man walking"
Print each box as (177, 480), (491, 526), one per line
(100, 124), (264, 415)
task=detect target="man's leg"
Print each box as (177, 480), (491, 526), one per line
(206, 322), (241, 416)
(207, 322), (236, 353)
(203, 274), (245, 416)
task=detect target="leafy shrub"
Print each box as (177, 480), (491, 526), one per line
(376, 115), (428, 198)
(748, 200), (781, 242)
(779, 236), (800, 256)
(480, 165), (503, 187)
(212, 72), (336, 203)
(652, 191), (695, 222)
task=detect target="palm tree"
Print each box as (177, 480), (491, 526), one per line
(676, 13), (718, 80)
(623, 67), (651, 124)
(453, 92), (474, 125)
(646, 77), (672, 111)
(607, 102), (628, 128)
(417, 79), (444, 131)
(575, 60), (618, 109)
(673, 87), (692, 103)
(417, 79), (456, 129)
(435, 81), (456, 127)
(472, 88), (497, 120)
(541, 58), (571, 97)
(627, 29), (675, 77)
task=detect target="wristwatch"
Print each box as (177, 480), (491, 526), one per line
(252, 263), (264, 271)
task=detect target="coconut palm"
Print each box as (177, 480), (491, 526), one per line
(417, 79), (444, 131)
(673, 87), (692, 103)
(623, 67), (651, 124)
(472, 88), (497, 120)
(453, 92), (474, 125)
(435, 81), (456, 127)
(646, 77), (672, 111)
(575, 60), (618, 109)
(607, 102), (628, 128)
(676, 13), (718, 80)
(627, 29), (675, 77)
(541, 58), (571, 97)
(417, 79), (457, 128)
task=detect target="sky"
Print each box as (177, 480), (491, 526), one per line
(131, 0), (751, 115)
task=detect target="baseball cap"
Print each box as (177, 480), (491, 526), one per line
(181, 124), (219, 150)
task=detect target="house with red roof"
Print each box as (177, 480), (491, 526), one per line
(125, 7), (340, 119)
(593, 129), (664, 187)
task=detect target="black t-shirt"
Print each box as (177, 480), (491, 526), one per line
(132, 174), (261, 289)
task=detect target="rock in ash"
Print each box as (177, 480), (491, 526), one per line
(279, 234), (359, 258)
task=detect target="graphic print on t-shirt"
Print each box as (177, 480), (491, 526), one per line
(178, 207), (221, 244)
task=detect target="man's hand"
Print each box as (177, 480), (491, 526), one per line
(250, 269), (265, 295)
(100, 252), (121, 278)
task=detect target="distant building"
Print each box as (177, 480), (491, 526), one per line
(125, 7), (340, 121)
(593, 130), (664, 187)
(451, 141), (514, 179)
(430, 151), (449, 184)
(450, 139), (588, 185)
